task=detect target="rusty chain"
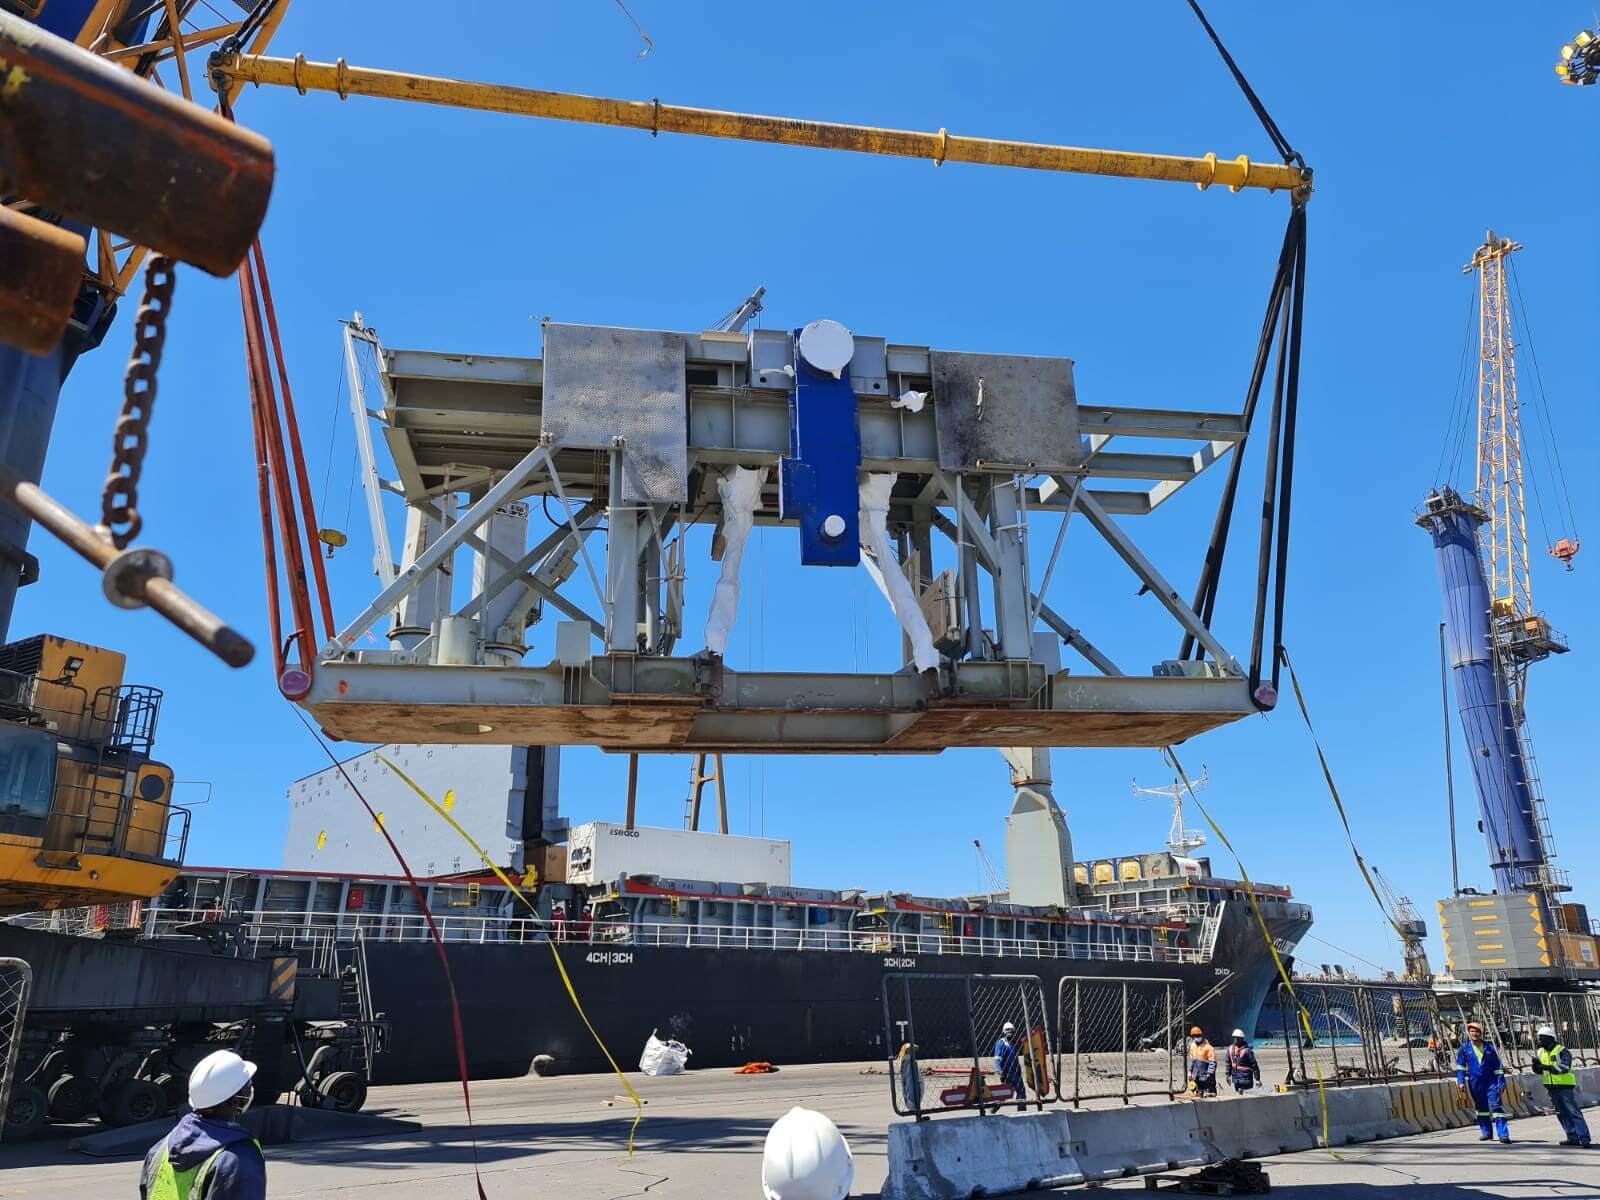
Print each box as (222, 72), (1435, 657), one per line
(98, 253), (175, 550)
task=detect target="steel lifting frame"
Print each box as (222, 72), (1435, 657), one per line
(301, 321), (1262, 753)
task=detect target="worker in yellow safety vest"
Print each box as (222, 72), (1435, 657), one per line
(1536, 1024), (1593, 1149)
(140, 1050), (266, 1199)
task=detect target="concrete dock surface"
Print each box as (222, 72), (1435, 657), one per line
(4, 1061), (1599, 1197)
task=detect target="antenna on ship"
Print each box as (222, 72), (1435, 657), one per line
(1132, 768), (1209, 857)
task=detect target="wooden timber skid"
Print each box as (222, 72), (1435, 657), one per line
(305, 321), (1256, 753)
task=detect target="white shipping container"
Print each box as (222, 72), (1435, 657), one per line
(567, 822), (791, 887)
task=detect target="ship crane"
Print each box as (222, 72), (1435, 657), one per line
(1419, 231), (1594, 980)
(1371, 866), (1432, 983)
(973, 840), (1007, 899)
(1132, 768), (1209, 858)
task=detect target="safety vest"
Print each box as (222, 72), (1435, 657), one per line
(147, 1138), (262, 1200)
(1537, 1044), (1577, 1088)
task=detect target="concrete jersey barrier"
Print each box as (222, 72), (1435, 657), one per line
(881, 1112), (1082, 1200)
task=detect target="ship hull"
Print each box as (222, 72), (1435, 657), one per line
(362, 902), (1310, 1083)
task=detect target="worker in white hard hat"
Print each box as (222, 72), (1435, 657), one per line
(1224, 1029), (1261, 1094)
(140, 1049), (266, 1199)
(761, 1106), (854, 1200)
(993, 1021), (1027, 1109)
(1535, 1024), (1592, 1148)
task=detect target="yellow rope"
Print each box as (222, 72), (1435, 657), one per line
(376, 754), (644, 1154)
(1161, 744), (1336, 1153)
(1278, 647), (1410, 944)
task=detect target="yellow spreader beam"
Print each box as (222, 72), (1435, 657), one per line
(211, 52), (1311, 198)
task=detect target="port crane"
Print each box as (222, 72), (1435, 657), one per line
(1371, 866), (1431, 983)
(1419, 231), (1590, 980)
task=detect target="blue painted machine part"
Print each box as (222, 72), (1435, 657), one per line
(0, 255), (114, 639)
(1423, 496), (1550, 900)
(780, 331), (861, 567)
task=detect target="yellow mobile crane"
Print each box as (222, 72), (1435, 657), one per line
(1372, 866), (1432, 983)
(0, 635), (182, 914)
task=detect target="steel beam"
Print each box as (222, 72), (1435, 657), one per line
(325, 444), (551, 656)
(1073, 488), (1236, 669)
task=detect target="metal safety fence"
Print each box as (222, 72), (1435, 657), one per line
(0, 958), (33, 1143)
(883, 973), (1052, 1117)
(1490, 990), (1600, 1072)
(1274, 981), (1452, 1088)
(1055, 976), (1185, 1106)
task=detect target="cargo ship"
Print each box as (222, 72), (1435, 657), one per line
(139, 748), (1312, 1084)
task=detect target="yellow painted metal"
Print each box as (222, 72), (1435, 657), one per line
(212, 52), (1311, 198)
(0, 841), (176, 914)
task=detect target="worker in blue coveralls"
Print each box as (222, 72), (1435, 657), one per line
(994, 1021), (1026, 1109)
(1456, 1020), (1511, 1144)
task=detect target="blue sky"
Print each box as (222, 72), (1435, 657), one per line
(20, 4), (1599, 978)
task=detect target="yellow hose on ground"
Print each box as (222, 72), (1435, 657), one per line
(377, 754), (645, 1154)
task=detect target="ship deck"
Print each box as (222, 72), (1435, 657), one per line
(8, 1059), (1598, 1197)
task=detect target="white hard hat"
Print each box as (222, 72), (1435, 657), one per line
(1232, 1029), (1246, 1039)
(761, 1106), (854, 1200)
(1001, 1022), (1016, 1035)
(1537, 1025), (1558, 1039)
(188, 1050), (257, 1110)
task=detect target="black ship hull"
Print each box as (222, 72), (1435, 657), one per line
(362, 902), (1309, 1083)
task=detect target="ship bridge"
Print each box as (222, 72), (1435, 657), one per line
(305, 316), (1272, 754)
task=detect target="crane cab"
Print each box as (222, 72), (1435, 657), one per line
(0, 636), (184, 914)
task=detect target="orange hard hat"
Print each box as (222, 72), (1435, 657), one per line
(1190, 1026), (1204, 1037)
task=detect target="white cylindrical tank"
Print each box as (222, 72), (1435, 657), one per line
(761, 1107), (853, 1200)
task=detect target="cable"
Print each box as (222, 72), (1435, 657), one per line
(1301, 933), (1393, 978)
(1508, 259), (1579, 535)
(1184, 0), (1304, 167)
(293, 710), (489, 1200)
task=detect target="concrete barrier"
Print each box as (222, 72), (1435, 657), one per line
(1321, 1085), (1411, 1145)
(1069, 1102), (1211, 1180)
(1202, 1091), (1321, 1159)
(881, 1112), (1082, 1200)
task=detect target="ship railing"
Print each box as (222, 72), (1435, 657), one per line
(135, 908), (1212, 964)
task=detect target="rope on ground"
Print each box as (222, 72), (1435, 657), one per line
(1278, 646), (1410, 945)
(293, 713), (488, 1199)
(376, 754), (645, 1155)
(1160, 744), (1335, 1155)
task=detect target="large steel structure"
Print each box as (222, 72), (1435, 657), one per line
(315, 316), (1269, 756)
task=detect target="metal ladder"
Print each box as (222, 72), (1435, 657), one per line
(331, 932), (378, 1078)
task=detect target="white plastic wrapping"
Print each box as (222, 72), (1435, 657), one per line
(704, 465), (766, 655)
(892, 388), (927, 413)
(858, 473), (940, 672)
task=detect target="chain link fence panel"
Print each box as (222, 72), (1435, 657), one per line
(883, 973), (1049, 1117)
(0, 958), (33, 1143)
(1055, 976), (1184, 1105)
(1274, 981), (1451, 1088)
(1494, 990), (1600, 1071)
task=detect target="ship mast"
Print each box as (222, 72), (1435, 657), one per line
(1133, 768), (1208, 857)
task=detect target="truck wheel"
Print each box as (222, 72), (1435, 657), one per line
(101, 1078), (165, 1127)
(47, 1074), (94, 1123)
(152, 1072), (185, 1113)
(5, 1083), (49, 1140)
(315, 1071), (367, 1113)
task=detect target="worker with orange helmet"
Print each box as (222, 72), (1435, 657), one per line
(1187, 1026), (1217, 1097)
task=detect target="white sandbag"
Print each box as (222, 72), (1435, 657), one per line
(639, 1031), (692, 1076)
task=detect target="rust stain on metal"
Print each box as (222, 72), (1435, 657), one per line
(0, 206), (84, 355)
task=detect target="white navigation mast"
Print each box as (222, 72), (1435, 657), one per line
(1132, 768), (1209, 857)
